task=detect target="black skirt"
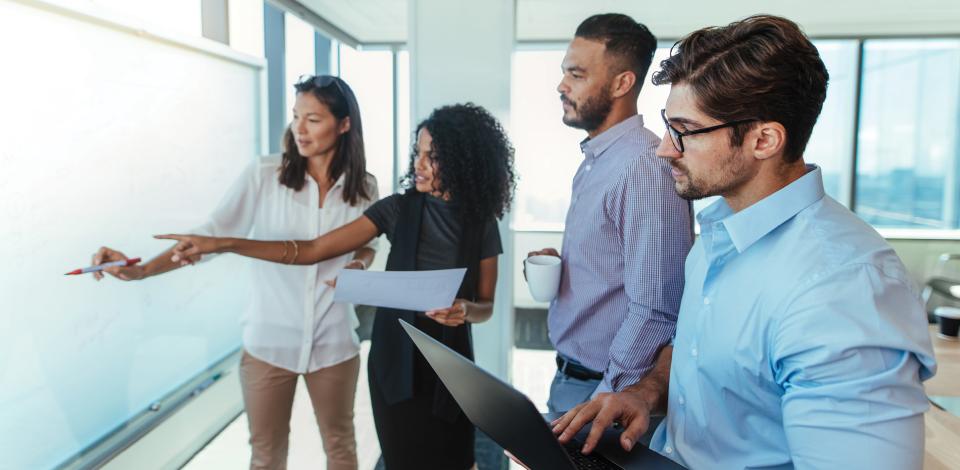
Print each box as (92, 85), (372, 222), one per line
(368, 317), (475, 470)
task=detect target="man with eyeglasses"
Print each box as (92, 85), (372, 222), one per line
(524, 13), (693, 415)
(543, 15), (936, 469)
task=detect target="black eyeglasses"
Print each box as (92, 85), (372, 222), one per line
(296, 74), (346, 96)
(660, 109), (756, 153)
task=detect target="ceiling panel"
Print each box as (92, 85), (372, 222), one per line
(293, 0), (960, 46)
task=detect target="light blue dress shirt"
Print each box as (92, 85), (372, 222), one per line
(650, 166), (936, 469)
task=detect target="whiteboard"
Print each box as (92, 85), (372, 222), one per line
(0, 2), (262, 468)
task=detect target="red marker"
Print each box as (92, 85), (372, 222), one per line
(65, 257), (141, 275)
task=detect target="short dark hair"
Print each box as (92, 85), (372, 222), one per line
(575, 13), (657, 93)
(652, 15), (828, 163)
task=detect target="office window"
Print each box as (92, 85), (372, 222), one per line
(511, 48), (578, 230)
(396, 50), (411, 193)
(855, 39), (960, 229)
(284, 12), (315, 123)
(339, 46), (401, 195)
(806, 40), (859, 204)
(511, 47), (673, 231)
(511, 39), (960, 234)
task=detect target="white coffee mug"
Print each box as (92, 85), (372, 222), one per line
(524, 255), (562, 302)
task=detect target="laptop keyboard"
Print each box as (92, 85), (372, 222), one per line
(563, 442), (623, 470)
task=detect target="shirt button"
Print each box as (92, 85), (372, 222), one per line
(678, 396), (685, 406)
(703, 297), (711, 305)
(665, 445), (673, 454)
(691, 348), (698, 357)
(585, 164), (592, 171)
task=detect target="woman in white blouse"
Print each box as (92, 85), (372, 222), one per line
(90, 75), (377, 470)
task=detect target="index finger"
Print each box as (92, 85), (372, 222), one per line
(555, 402), (597, 442)
(154, 234), (187, 242)
(93, 246), (120, 265)
(581, 402), (620, 454)
(431, 306), (454, 315)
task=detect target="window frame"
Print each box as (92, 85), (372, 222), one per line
(511, 35), (960, 240)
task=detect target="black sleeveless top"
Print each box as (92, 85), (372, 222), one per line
(364, 191), (502, 422)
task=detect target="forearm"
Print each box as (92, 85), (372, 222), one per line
(218, 237), (331, 265)
(142, 247), (187, 278)
(464, 299), (493, 324)
(351, 246), (376, 269)
(465, 256), (499, 324)
(600, 305), (676, 393)
(621, 344), (672, 415)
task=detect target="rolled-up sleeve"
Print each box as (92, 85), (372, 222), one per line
(773, 264), (936, 469)
(188, 161), (261, 262)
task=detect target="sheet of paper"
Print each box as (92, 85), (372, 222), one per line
(333, 268), (467, 312)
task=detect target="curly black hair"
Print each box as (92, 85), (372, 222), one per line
(400, 103), (516, 222)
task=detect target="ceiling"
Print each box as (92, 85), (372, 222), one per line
(291, 0), (960, 45)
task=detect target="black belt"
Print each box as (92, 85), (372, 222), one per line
(556, 355), (603, 381)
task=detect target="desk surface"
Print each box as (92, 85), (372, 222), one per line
(925, 326), (960, 469)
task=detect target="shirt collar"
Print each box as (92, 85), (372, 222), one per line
(698, 164), (826, 253)
(332, 172), (346, 190)
(579, 114), (644, 158)
(308, 172), (346, 190)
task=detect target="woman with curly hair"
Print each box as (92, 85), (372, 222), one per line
(158, 103), (516, 469)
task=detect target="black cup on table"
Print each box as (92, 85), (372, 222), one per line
(935, 306), (960, 340)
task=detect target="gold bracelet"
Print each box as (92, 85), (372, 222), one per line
(289, 240), (299, 264)
(281, 240), (290, 263)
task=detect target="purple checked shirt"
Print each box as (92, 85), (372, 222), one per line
(548, 114), (693, 393)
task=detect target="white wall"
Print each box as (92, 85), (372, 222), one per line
(228, 0), (264, 58)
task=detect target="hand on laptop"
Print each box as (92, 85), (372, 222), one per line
(551, 391), (655, 454)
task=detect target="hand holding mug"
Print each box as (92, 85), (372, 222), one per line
(524, 250), (562, 302)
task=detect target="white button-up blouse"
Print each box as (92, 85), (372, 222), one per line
(193, 155), (378, 373)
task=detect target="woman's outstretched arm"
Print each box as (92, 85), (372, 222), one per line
(90, 245), (186, 281)
(156, 215), (380, 266)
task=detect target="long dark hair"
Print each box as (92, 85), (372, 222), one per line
(400, 103), (516, 222)
(279, 75), (372, 205)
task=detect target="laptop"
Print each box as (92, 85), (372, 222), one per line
(399, 319), (685, 470)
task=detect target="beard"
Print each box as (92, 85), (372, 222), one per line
(561, 88), (613, 131)
(671, 150), (754, 201)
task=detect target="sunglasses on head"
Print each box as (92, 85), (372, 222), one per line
(296, 74), (346, 95)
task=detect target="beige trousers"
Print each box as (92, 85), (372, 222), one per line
(239, 351), (360, 470)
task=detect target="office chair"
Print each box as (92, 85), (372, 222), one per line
(923, 253), (960, 323)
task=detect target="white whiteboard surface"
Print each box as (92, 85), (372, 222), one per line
(0, 2), (262, 468)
